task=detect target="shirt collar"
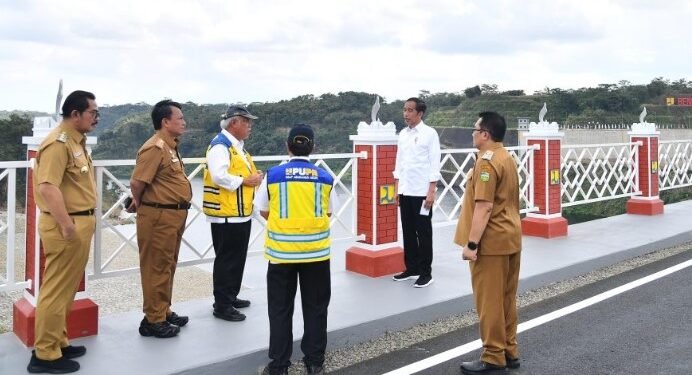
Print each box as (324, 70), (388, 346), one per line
(58, 122), (85, 145)
(155, 130), (179, 149)
(222, 129), (243, 149)
(478, 142), (504, 153)
(405, 121), (426, 132)
(290, 156), (311, 162)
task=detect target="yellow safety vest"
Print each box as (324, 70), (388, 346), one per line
(264, 159), (334, 263)
(202, 133), (257, 217)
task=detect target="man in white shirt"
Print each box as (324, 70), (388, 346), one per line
(392, 98), (441, 288)
(202, 105), (263, 322)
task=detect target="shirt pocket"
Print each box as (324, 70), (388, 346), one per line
(163, 157), (185, 181)
(67, 155), (90, 177)
(413, 140), (430, 159)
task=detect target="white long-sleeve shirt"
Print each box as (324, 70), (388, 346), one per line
(206, 129), (252, 223)
(392, 121), (442, 196)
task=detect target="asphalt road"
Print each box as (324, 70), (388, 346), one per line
(333, 249), (692, 375)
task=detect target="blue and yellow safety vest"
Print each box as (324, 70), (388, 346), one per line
(264, 159), (334, 263)
(202, 133), (257, 217)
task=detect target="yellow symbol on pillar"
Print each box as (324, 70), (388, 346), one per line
(666, 97), (675, 106)
(651, 161), (658, 174)
(550, 169), (560, 185)
(379, 184), (395, 205)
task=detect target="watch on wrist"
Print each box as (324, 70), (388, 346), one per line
(467, 241), (478, 251)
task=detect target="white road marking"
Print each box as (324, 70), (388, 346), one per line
(382, 258), (692, 375)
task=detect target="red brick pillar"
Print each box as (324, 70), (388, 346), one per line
(345, 121), (405, 277)
(521, 121), (568, 238)
(627, 121), (664, 215)
(14, 116), (99, 347)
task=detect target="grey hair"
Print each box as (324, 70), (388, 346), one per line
(220, 118), (231, 130)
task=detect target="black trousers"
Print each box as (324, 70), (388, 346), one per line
(210, 221), (251, 307)
(266, 260), (331, 370)
(399, 194), (433, 277)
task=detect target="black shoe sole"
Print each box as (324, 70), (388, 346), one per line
(27, 363), (80, 374)
(213, 311), (246, 322)
(138, 325), (179, 338)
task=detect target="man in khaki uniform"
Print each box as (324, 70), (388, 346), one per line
(28, 90), (99, 374)
(455, 112), (522, 374)
(128, 99), (192, 338)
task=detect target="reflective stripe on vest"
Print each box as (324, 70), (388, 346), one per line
(264, 160), (334, 263)
(202, 132), (256, 218)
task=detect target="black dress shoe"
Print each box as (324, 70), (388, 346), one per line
(27, 352), (80, 373)
(138, 318), (180, 338)
(166, 312), (189, 327)
(213, 306), (246, 322)
(505, 356), (520, 369)
(60, 345), (86, 359)
(231, 298), (251, 308)
(460, 359), (506, 374)
(306, 364), (325, 374)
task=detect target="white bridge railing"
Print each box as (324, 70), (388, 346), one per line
(90, 152), (364, 280)
(3, 139), (692, 291)
(561, 142), (641, 207)
(659, 140), (692, 191)
(433, 145), (538, 226)
(0, 161), (31, 292)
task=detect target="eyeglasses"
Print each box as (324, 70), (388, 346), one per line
(472, 128), (487, 134)
(85, 109), (100, 119)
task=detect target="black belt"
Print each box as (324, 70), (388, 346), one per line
(142, 202), (191, 210)
(43, 209), (95, 216)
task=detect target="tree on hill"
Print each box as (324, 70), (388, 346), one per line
(0, 114), (32, 208)
(85, 77), (691, 160)
(464, 85), (482, 98)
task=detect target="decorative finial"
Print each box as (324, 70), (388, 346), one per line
(371, 95), (381, 124)
(639, 107), (647, 123)
(55, 79), (63, 120)
(538, 102), (547, 123)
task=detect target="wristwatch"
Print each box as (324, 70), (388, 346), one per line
(467, 241), (478, 251)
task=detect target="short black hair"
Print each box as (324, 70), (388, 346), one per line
(478, 111), (507, 142)
(151, 99), (182, 130)
(287, 124), (314, 156)
(61, 90), (95, 118)
(406, 97), (427, 114)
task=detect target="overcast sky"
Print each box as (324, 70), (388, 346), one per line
(0, 0), (689, 112)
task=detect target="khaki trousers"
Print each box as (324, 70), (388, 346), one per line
(35, 213), (95, 360)
(469, 252), (521, 366)
(136, 205), (187, 323)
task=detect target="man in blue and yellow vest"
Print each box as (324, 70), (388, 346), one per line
(203, 105), (263, 322)
(255, 124), (339, 375)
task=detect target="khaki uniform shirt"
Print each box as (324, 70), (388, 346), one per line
(454, 143), (522, 255)
(131, 131), (192, 204)
(33, 122), (96, 212)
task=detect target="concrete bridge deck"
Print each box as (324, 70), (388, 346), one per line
(1, 200), (691, 375)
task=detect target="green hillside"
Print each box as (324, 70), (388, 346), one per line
(3, 77), (690, 163)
